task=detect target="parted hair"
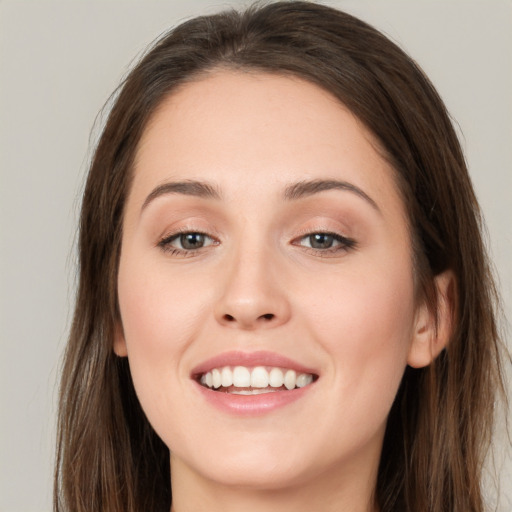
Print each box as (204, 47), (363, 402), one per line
(54, 2), (507, 511)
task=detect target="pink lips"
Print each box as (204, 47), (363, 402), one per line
(191, 350), (318, 416)
(191, 350), (318, 376)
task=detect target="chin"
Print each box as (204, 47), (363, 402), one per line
(191, 456), (315, 491)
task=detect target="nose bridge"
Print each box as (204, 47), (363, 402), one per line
(214, 231), (290, 329)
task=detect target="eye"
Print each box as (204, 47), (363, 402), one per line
(303, 233), (337, 249)
(158, 231), (217, 254)
(295, 232), (356, 254)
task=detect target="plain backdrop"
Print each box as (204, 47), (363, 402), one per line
(0, 1), (511, 511)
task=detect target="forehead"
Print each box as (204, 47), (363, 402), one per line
(131, 70), (404, 219)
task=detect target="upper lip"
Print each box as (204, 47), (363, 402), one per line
(191, 350), (319, 377)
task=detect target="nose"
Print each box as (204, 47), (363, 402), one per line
(214, 245), (291, 330)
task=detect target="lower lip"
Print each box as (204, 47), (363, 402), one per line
(193, 381), (315, 416)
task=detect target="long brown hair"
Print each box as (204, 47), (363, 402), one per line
(54, 2), (507, 511)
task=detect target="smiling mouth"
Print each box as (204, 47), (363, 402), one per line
(197, 365), (318, 394)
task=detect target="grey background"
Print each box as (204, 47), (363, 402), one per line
(0, 1), (510, 510)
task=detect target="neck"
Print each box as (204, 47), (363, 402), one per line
(169, 454), (379, 512)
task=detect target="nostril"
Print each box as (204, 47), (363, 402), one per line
(220, 312), (276, 325)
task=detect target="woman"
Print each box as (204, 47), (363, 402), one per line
(54, 2), (507, 511)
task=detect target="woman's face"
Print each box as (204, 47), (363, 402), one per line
(116, 71), (430, 492)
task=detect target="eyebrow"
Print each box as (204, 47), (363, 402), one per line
(141, 180), (221, 211)
(141, 178), (380, 213)
(284, 179), (380, 212)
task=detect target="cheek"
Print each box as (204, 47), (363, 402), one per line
(118, 252), (207, 347)
(301, 261), (415, 417)
(116, 252), (207, 408)
(117, 254), (217, 445)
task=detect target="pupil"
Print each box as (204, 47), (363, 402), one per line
(310, 233), (333, 249)
(181, 233), (204, 249)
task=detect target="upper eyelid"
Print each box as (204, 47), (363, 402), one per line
(159, 233), (217, 248)
(159, 227), (219, 243)
(294, 231), (355, 245)
(291, 226), (352, 240)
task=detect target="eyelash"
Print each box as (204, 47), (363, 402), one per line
(293, 231), (357, 256)
(157, 229), (218, 257)
(157, 230), (356, 257)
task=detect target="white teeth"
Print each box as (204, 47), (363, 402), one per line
(269, 368), (284, 387)
(251, 366), (269, 388)
(233, 366), (251, 387)
(199, 365), (315, 392)
(212, 368), (222, 389)
(221, 366), (233, 387)
(296, 373), (313, 388)
(284, 369), (296, 390)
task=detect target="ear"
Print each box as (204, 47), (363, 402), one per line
(407, 269), (456, 368)
(113, 321), (128, 357)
